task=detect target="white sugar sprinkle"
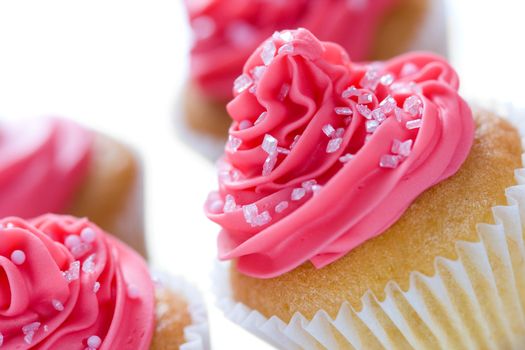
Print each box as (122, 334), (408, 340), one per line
(243, 204), (258, 225)
(262, 134), (278, 154)
(93, 281), (101, 293)
(238, 120), (253, 130)
(64, 235), (81, 249)
(366, 120), (379, 133)
(342, 86), (359, 99)
(261, 40), (276, 66)
(22, 322), (41, 344)
(392, 139), (413, 157)
(223, 195), (237, 213)
(356, 104), (371, 118)
(251, 65), (266, 82)
(87, 335), (102, 349)
(404, 95), (423, 116)
(379, 95), (397, 113)
(279, 31), (294, 42)
(209, 199), (224, 214)
(227, 135), (242, 153)
(52, 299), (64, 311)
(322, 124), (335, 137)
(334, 128), (345, 138)
(6, 223), (14, 228)
(275, 201), (289, 213)
(360, 69), (381, 91)
(380, 73), (395, 86)
(255, 111), (267, 125)
(278, 83), (290, 101)
(339, 153), (354, 163)
(63, 261), (80, 283)
(334, 107), (353, 116)
(11, 250), (26, 265)
(80, 228), (96, 243)
(291, 188), (306, 201)
(326, 138), (343, 153)
(394, 107), (406, 122)
(358, 93), (373, 104)
(0, 332), (3, 347)
(82, 254), (96, 274)
(233, 74), (253, 94)
(380, 155), (400, 169)
(406, 119), (423, 130)
(70, 243), (92, 259)
(252, 211), (271, 227)
(277, 147), (290, 155)
(370, 109), (386, 123)
(262, 153), (278, 176)
(302, 180), (317, 191)
(278, 43), (294, 55)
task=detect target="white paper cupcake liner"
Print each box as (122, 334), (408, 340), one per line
(154, 272), (210, 350)
(214, 104), (525, 349)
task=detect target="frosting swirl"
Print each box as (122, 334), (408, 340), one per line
(0, 215), (154, 349)
(186, 0), (397, 100)
(0, 117), (93, 219)
(205, 29), (475, 278)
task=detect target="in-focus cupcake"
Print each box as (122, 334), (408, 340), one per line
(206, 29), (525, 348)
(0, 214), (208, 349)
(182, 0), (446, 142)
(0, 117), (146, 257)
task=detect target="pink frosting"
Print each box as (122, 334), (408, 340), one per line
(0, 214), (155, 349)
(205, 29), (475, 278)
(186, 0), (398, 101)
(0, 117), (93, 219)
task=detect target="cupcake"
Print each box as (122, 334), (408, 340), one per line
(0, 117), (146, 257)
(206, 29), (525, 348)
(182, 0), (446, 141)
(0, 214), (209, 349)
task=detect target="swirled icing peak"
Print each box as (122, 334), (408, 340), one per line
(0, 215), (154, 349)
(0, 117), (93, 219)
(186, 0), (397, 100)
(205, 28), (475, 278)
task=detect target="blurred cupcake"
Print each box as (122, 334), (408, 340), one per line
(182, 0), (446, 142)
(0, 117), (146, 257)
(0, 214), (209, 349)
(206, 29), (525, 348)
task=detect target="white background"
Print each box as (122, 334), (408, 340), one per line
(0, 1), (523, 349)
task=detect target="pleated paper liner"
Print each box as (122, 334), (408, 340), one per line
(153, 272), (210, 350)
(214, 103), (525, 350)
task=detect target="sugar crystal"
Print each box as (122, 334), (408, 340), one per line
(93, 281), (101, 293)
(334, 107), (353, 116)
(301, 180), (317, 191)
(380, 73), (395, 86)
(291, 188), (306, 201)
(380, 155), (400, 169)
(406, 119), (423, 130)
(339, 153), (354, 163)
(275, 201), (289, 213)
(360, 69), (381, 91)
(342, 86), (359, 99)
(278, 43), (294, 55)
(358, 93), (373, 104)
(262, 134), (278, 154)
(370, 109), (386, 123)
(255, 111), (267, 125)
(52, 299), (64, 311)
(379, 95), (397, 113)
(326, 138), (343, 153)
(334, 128), (345, 138)
(11, 250), (26, 265)
(233, 74), (253, 94)
(322, 124), (335, 137)
(227, 135), (242, 152)
(262, 153), (278, 176)
(261, 40), (276, 66)
(80, 228), (96, 243)
(63, 261), (80, 283)
(366, 120), (379, 133)
(82, 254), (96, 274)
(278, 83), (290, 101)
(223, 195), (237, 213)
(403, 95), (423, 116)
(87, 335), (102, 349)
(356, 104), (371, 118)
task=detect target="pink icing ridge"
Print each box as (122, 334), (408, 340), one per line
(186, 0), (398, 101)
(205, 29), (475, 278)
(0, 214), (155, 349)
(0, 117), (93, 219)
